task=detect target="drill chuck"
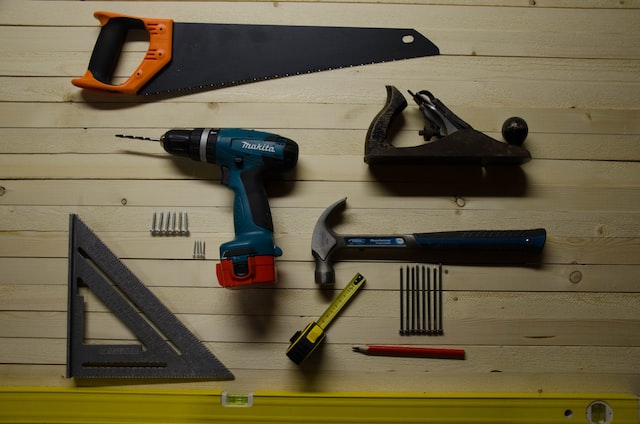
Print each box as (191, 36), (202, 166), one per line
(160, 128), (219, 163)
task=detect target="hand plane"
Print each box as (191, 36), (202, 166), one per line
(364, 86), (532, 166)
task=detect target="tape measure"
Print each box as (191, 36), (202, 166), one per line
(286, 273), (366, 364)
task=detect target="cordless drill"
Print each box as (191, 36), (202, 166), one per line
(121, 128), (299, 288)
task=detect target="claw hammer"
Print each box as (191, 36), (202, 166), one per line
(311, 198), (546, 285)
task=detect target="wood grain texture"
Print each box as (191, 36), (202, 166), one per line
(0, 0), (638, 396)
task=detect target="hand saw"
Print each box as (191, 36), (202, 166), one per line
(72, 11), (440, 95)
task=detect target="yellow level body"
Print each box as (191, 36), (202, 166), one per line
(0, 387), (638, 424)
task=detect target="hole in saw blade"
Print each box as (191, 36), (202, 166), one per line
(402, 34), (415, 44)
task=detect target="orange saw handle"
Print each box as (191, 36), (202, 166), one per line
(72, 11), (173, 94)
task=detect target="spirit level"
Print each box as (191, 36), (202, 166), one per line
(0, 388), (637, 424)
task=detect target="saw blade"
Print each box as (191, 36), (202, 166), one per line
(140, 23), (440, 95)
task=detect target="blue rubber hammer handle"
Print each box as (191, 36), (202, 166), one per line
(413, 228), (546, 251)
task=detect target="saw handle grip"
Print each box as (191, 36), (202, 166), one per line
(414, 228), (546, 252)
(72, 11), (173, 94)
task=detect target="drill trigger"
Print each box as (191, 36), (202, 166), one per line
(220, 165), (231, 186)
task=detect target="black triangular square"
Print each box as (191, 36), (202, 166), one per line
(67, 214), (233, 379)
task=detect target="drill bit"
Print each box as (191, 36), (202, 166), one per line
(115, 134), (161, 142)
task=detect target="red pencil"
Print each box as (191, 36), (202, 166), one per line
(352, 345), (465, 360)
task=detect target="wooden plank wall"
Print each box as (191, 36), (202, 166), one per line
(0, 0), (639, 394)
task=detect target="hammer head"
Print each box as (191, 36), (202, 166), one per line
(311, 197), (347, 286)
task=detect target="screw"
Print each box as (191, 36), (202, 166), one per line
(164, 210), (171, 234)
(193, 240), (206, 259)
(149, 211), (190, 236)
(150, 212), (157, 235)
(157, 212), (164, 235)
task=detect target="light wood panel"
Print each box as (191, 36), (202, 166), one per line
(0, 0), (638, 397)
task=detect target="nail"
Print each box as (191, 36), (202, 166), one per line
(432, 266), (438, 336)
(422, 265), (427, 334)
(406, 266), (410, 335)
(427, 266), (432, 335)
(438, 264), (444, 335)
(411, 266), (416, 334)
(399, 267), (404, 335)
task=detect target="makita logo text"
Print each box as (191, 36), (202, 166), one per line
(242, 141), (276, 153)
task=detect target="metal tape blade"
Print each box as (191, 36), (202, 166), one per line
(316, 273), (366, 329)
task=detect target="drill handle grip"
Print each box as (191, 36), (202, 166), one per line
(216, 166), (281, 288)
(236, 167), (274, 233)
